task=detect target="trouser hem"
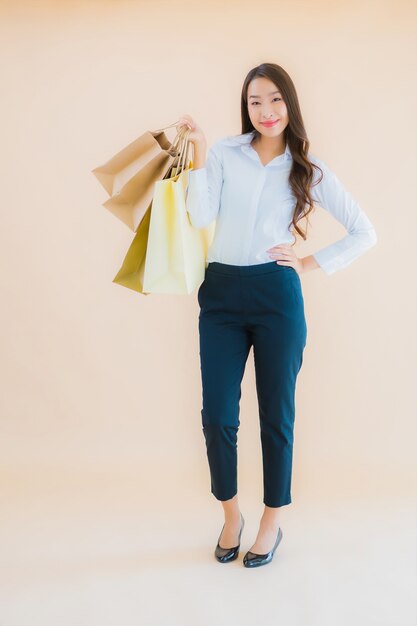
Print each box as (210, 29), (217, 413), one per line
(263, 498), (292, 507)
(212, 489), (238, 502)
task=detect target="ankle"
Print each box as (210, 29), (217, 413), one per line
(224, 510), (242, 524)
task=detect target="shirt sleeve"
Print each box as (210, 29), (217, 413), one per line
(309, 154), (378, 275)
(185, 141), (223, 228)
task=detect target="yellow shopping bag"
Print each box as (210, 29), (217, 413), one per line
(142, 163), (215, 295)
(112, 203), (152, 295)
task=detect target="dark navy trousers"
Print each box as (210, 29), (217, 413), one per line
(197, 260), (307, 508)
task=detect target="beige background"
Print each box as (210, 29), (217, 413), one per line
(0, 1), (415, 625)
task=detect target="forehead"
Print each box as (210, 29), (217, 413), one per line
(247, 77), (281, 97)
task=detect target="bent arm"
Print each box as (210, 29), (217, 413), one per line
(185, 141), (223, 228)
(309, 157), (378, 275)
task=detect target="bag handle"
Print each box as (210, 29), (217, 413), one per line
(152, 120), (194, 162)
(160, 126), (192, 181)
(152, 119), (185, 133)
(160, 124), (189, 159)
(175, 127), (193, 175)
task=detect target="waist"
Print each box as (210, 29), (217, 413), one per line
(206, 260), (297, 277)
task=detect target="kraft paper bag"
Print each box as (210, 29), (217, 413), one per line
(92, 123), (187, 231)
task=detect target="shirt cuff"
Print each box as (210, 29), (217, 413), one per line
(312, 250), (344, 275)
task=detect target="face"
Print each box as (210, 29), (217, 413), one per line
(247, 77), (289, 138)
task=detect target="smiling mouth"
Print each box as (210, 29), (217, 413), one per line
(260, 120), (280, 125)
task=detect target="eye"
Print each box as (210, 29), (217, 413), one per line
(251, 97), (282, 106)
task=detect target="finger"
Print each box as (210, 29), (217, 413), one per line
(269, 251), (293, 258)
(266, 243), (291, 251)
(275, 259), (294, 266)
(276, 260), (298, 273)
(181, 114), (194, 125)
(178, 121), (192, 129)
(177, 117), (192, 127)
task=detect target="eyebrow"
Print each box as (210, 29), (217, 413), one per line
(248, 90), (281, 99)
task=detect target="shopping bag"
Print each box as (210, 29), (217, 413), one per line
(92, 122), (187, 231)
(112, 204), (152, 295)
(142, 130), (215, 295)
(111, 137), (187, 295)
(112, 128), (215, 296)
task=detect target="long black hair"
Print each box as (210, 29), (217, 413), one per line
(241, 62), (323, 241)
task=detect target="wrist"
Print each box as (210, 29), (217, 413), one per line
(300, 255), (320, 273)
(192, 137), (207, 149)
(192, 140), (207, 170)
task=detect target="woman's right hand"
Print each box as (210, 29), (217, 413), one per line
(176, 114), (207, 146)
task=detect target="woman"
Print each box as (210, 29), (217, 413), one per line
(177, 62), (377, 568)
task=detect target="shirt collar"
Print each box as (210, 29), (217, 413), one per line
(221, 130), (292, 165)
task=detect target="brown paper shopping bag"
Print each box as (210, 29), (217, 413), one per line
(92, 122), (187, 231)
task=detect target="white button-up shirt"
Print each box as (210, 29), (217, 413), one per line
(185, 130), (377, 275)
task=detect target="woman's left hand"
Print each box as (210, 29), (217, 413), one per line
(266, 243), (304, 275)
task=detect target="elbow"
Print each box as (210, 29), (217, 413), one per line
(354, 226), (377, 251)
(188, 211), (216, 229)
(185, 192), (218, 228)
(366, 228), (378, 249)
(186, 199), (218, 228)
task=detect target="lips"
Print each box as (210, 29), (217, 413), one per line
(260, 119), (280, 127)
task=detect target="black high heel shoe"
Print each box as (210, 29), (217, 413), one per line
(214, 512), (245, 563)
(243, 526), (283, 568)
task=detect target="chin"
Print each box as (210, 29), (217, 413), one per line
(257, 127), (282, 136)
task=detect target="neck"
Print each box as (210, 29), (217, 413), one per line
(252, 131), (286, 154)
